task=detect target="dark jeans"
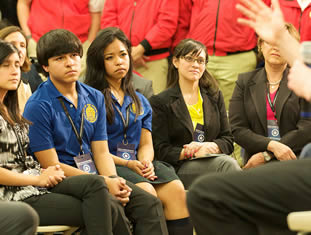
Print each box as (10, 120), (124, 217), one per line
(0, 201), (39, 235)
(24, 175), (131, 235)
(187, 159), (311, 235)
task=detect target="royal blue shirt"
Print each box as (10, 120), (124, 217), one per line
(23, 78), (108, 166)
(107, 92), (152, 157)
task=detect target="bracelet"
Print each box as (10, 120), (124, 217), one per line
(125, 160), (130, 167)
(26, 34), (32, 40)
(108, 175), (118, 178)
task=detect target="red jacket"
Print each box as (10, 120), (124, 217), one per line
(185, 0), (269, 56)
(28, 0), (91, 42)
(278, 0), (311, 42)
(101, 0), (179, 61)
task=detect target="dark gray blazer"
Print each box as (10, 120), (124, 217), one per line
(229, 67), (311, 162)
(132, 73), (154, 99)
(149, 84), (234, 168)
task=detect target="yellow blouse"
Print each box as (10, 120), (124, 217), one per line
(186, 88), (204, 130)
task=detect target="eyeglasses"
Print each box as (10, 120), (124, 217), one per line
(182, 56), (207, 65)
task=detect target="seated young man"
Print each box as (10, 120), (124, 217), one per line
(23, 29), (168, 235)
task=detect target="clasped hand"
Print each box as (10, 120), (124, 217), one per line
(38, 165), (66, 188)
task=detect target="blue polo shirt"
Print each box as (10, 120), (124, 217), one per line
(23, 78), (107, 166)
(107, 92), (152, 157)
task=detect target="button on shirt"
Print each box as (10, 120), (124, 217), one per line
(23, 78), (107, 166)
(107, 92), (152, 157)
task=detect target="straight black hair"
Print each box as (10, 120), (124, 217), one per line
(36, 29), (83, 76)
(85, 27), (141, 124)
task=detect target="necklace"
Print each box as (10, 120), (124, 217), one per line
(268, 79), (282, 89)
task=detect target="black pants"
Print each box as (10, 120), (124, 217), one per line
(24, 174), (131, 235)
(187, 159), (311, 235)
(0, 201), (39, 235)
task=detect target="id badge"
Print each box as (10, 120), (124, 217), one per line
(193, 123), (205, 142)
(117, 143), (136, 160)
(74, 153), (98, 174)
(267, 120), (281, 141)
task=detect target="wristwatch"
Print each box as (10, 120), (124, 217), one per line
(262, 151), (272, 162)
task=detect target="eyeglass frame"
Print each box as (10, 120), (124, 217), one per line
(181, 55), (207, 65)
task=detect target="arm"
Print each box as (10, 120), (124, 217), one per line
(236, 0), (302, 66)
(141, 0), (179, 51)
(88, 12), (102, 42)
(0, 166), (65, 188)
(150, 95), (185, 166)
(17, 0), (32, 37)
(91, 140), (117, 176)
(101, 0), (118, 28)
(34, 148), (88, 177)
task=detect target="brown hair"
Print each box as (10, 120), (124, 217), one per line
(0, 26), (31, 72)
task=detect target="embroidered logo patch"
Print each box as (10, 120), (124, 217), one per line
(84, 104), (98, 123)
(130, 103), (144, 115)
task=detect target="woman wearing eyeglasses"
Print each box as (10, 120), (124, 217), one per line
(150, 39), (241, 189)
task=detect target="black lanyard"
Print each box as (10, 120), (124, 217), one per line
(58, 97), (85, 154)
(112, 101), (130, 144)
(266, 85), (280, 120)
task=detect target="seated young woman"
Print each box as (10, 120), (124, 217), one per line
(149, 39), (241, 189)
(0, 40), (131, 235)
(229, 23), (311, 168)
(85, 27), (193, 235)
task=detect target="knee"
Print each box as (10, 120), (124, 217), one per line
(216, 156), (241, 172)
(160, 180), (186, 205)
(14, 203), (39, 230)
(136, 182), (157, 197)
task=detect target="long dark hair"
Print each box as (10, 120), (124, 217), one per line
(167, 39), (219, 96)
(0, 26), (31, 72)
(0, 40), (29, 125)
(85, 27), (141, 124)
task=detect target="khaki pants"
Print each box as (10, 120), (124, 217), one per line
(135, 58), (168, 95)
(207, 50), (257, 166)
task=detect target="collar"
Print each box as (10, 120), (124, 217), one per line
(297, 0), (311, 11)
(111, 92), (133, 109)
(46, 77), (89, 101)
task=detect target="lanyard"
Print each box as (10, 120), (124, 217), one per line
(58, 97), (85, 154)
(266, 85), (280, 119)
(112, 101), (130, 145)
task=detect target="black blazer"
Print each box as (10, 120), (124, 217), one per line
(149, 84), (234, 168)
(229, 67), (311, 162)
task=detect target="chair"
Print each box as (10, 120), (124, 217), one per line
(287, 211), (311, 235)
(36, 225), (79, 235)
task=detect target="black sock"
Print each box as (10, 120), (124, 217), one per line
(166, 217), (193, 235)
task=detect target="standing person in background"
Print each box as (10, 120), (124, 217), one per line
(150, 39), (241, 189)
(101, 0), (179, 94)
(16, 0), (104, 78)
(277, 0), (311, 42)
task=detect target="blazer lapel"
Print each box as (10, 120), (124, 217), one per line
(201, 88), (213, 135)
(249, 69), (268, 131)
(170, 85), (194, 136)
(275, 68), (291, 122)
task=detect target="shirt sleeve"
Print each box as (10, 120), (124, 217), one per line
(100, 0), (118, 28)
(140, 94), (152, 132)
(91, 92), (108, 141)
(89, 0), (105, 12)
(23, 100), (56, 153)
